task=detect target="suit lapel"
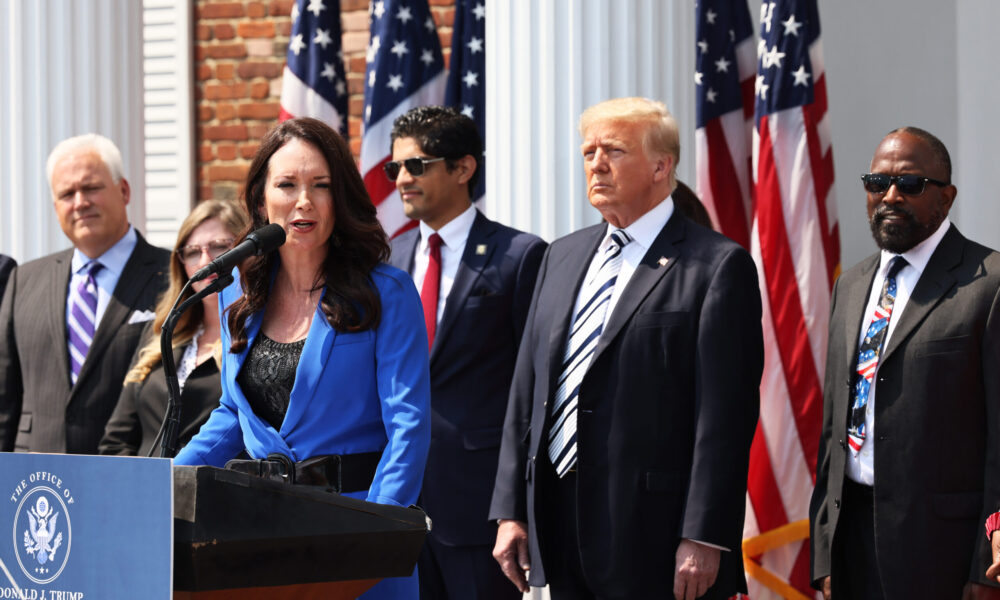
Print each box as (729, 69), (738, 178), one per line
(589, 212), (684, 366)
(546, 225), (605, 393)
(881, 226), (962, 364)
(430, 211), (496, 365)
(74, 236), (163, 394)
(47, 250), (74, 389)
(389, 228), (418, 274)
(279, 299), (334, 440)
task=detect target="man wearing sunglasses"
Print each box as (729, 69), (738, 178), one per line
(0, 134), (169, 455)
(811, 127), (1000, 599)
(386, 105), (546, 600)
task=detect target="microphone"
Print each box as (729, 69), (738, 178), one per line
(190, 223), (286, 282)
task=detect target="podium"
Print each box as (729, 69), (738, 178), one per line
(173, 465), (428, 599)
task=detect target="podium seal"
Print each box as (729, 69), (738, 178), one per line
(12, 485), (72, 584)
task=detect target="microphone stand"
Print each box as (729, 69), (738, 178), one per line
(158, 272), (234, 458)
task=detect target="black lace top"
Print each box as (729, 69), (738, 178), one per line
(236, 333), (306, 430)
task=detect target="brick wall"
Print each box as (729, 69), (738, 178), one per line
(194, 0), (456, 203)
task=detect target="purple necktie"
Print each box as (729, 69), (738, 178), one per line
(67, 261), (102, 384)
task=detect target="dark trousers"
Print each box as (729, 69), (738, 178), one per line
(831, 479), (886, 600)
(536, 458), (598, 600)
(417, 532), (520, 600)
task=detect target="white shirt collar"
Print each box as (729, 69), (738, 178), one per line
(418, 204), (477, 252)
(602, 196), (675, 251)
(71, 226), (137, 276)
(877, 218), (951, 278)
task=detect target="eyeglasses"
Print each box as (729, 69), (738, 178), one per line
(176, 239), (235, 265)
(383, 156), (446, 181)
(861, 173), (949, 196)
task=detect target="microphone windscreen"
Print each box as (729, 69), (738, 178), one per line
(248, 223), (287, 255)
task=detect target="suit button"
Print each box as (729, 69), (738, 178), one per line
(543, 400), (548, 408)
(878, 435), (886, 441)
(834, 498), (841, 509)
(838, 438), (846, 449)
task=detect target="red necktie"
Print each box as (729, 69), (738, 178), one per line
(420, 233), (443, 350)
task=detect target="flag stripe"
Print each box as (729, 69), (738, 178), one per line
(755, 115), (824, 475)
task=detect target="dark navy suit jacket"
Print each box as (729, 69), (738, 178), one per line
(390, 209), (546, 546)
(490, 211), (762, 598)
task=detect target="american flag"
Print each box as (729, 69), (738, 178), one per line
(698, 1), (839, 598)
(279, 0), (349, 135)
(445, 0), (486, 203)
(360, 0), (447, 238)
(695, 0), (756, 249)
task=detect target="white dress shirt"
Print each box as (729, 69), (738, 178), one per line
(569, 197), (675, 330)
(846, 218), (951, 485)
(412, 204), (477, 326)
(66, 226), (138, 334)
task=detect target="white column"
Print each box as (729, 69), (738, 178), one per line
(0, 0), (145, 263)
(485, 0), (696, 241)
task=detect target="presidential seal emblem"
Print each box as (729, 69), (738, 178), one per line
(12, 485), (72, 584)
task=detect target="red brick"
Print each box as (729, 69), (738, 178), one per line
(198, 105), (213, 121)
(239, 142), (261, 160)
(341, 0), (368, 11)
(203, 43), (247, 59)
(236, 61), (284, 79)
(214, 23), (235, 40)
(207, 164), (250, 182)
(199, 145), (214, 161)
(438, 32), (451, 49)
(248, 123), (271, 139)
(238, 102), (281, 120)
(249, 81), (271, 99)
(195, 46), (208, 61)
(349, 138), (361, 157)
(196, 64), (213, 81)
(216, 103), (237, 121)
(216, 143), (237, 161)
(348, 97), (364, 115)
(216, 63), (236, 80)
(196, 24), (212, 41)
(204, 83), (247, 100)
(202, 124), (248, 141)
(247, 2), (267, 18)
(348, 56), (366, 73)
(437, 8), (455, 27)
(238, 22), (275, 38)
(348, 119), (361, 138)
(198, 186), (214, 201)
(212, 183), (240, 201)
(276, 21), (292, 36)
(197, 2), (244, 19)
(347, 77), (364, 95)
(269, 0), (294, 16)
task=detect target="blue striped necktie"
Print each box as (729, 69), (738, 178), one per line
(67, 261), (102, 384)
(548, 229), (632, 477)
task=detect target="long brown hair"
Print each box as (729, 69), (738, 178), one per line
(124, 200), (249, 383)
(227, 117), (389, 352)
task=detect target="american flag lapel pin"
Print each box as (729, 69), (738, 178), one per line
(658, 257), (669, 267)
(476, 244), (487, 255)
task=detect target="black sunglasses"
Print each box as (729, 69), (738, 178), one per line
(861, 173), (949, 196)
(383, 156), (446, 181)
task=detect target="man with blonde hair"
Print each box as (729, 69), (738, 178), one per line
(0, 133), (169, 454)
(490, 97), (762, 599)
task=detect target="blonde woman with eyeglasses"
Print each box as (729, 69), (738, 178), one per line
(99, 200), (248, 456)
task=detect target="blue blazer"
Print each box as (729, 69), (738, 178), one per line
(175, 263), (431, 508)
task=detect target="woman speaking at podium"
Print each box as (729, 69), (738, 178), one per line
(174, 117), (431, 599)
